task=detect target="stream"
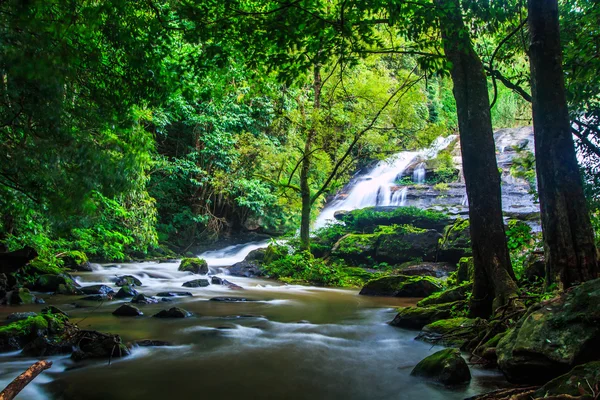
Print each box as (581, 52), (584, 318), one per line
(0, 243), (506, 399)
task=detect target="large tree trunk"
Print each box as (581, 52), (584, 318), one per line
(299, 64), (322, 251)
(435, 0), (519, 317)
(528, 0), (599, 288)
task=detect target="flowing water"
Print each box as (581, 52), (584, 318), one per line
(0, 250), (506, 399)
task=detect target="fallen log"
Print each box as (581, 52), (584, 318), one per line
(0, 360), (52, 400)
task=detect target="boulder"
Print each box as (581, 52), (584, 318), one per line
(359, 275), (441, 297)
(417, 282), (472, 307)
(389, 301), (462, 330)
(227, 261), (264, 278)
(31, 274), (80, 293)
(115, 275), (142, 287)
(533, 361), (600, 398)
(331, 233), (378, 264)
(209, 297), (254, 302)
(153, 307), (191, 318)
(523, 251), (545, 282)
(438, 218), (472, 263)
(335, 206), (451, 232)
(398, 262), (456, 278)
(71, 330), (130, 361)
(178, 258), (208, 274)
(497, 278), (600, 384)
(80, 285), (114, 295)
(80, 294), (110, 301)
(416, 317), (485, 348)
(115, 285), (138, 299)
(112, 304), (143, 317)
(211, 276), (243, 290)
(63, 254), (93, 272)
(155, 291), (193, 297)
(5, 288), (37, 305)
(182, 279), (210, 288)
(131, 293), (158, 304)
(375, 229), (442, 263)
(411, 348), (471, 385)
(0, 313), (68, 353)
(7, 312), (38, 322)
(134, 340), (172, 347)
(245, 248), (267, 262)
(455, 257), (474, 284)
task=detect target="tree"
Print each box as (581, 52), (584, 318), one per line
(527, 0), (599, 288)
(435, 0), (519, 317)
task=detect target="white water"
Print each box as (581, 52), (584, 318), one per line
(314, 135), (458, 228)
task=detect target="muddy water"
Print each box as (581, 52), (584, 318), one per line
(0, 247), (506, 399)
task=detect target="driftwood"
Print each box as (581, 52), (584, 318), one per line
(0, 360), (52, 400)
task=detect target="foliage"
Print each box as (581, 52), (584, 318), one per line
(340, 206), (449, 232)
(505, 220), (537, 280)
(510, 149), (538, 201)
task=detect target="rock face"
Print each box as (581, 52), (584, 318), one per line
(376, 229), (442, 263)
(497, 278), (600, 384)
(359, 275), (441, 297)
(182, 279), (210, 288)
(389, 302), (460, 330)
(411, 348), (471, 385)
(153, 307), (191, 318)
(178, 258), (208, 274)
(112, 304), (143, 317)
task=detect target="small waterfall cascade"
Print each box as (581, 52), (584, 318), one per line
(413, 163), (426, 184)
(314, 135), (458, 228)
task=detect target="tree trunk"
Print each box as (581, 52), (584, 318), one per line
(299, 64), (322, 251)
(528, 0), (599, 288)
(435, 0), (519, 317)
(0, 360), (52, 400)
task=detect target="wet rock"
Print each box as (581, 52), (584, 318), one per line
(160, 297), (172, 302)
(497, 277), (600, 384)
(178, 258), (208, 275)
(134, 339), (171, 347)
(398, 262), (456, 278)
(63, 255), (93, 272)
(80, 285), (114, 295)
(114, 275), (142, 287)
(227, 261), (264, 278)
(30, 274), (80, 293)
(411, 348), (471, 385)
(104, 264), (120, 269)
(115, 285), (139, 299)
(211, 276), (243, 289)
(0, 313), (69, 353)
(55, 282), (83, 295)
(7, 312), (38, 321)
(209, 297), (255, 302)
(5, 288), (37, 305)
(153, 307), (191, 318)
(112, 304), (143, 317)
(455, 257), (474, 284)
(417, 282), (472, 307)
(131, 293), (158, 304)
(533, 361), (600, 398)
(156, 291), (193, 297)
(376, 229), (442, 264)
(390, 302), (462, 330)
(35, 298), (45, 304)
(416, 317), (485, 348)
(182, 279), (210, 288)
(438, 218), (472, 263)
(42, 306), (68, 317)
(71, 330), (130, 361)
(245, 248), (267, 262)
(359, 275), (441, 297)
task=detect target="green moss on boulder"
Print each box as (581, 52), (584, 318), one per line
(534, 361), (600, 398)
(178, 258), (208, 274)
(376, 229), (442, 263)
(417, 282), (472, 307)
(438, 219), (472, 263)
(335, 206), (451, 232)
(331, 233), (377, 263)
(389, 301), (464, 330)
(411, 348), (471, 385)
(360, 275), (442, 297)
(416, 317), (483, 347)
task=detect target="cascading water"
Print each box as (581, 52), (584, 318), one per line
(412, 163), (426, 184)
(314, 135), (458, 228)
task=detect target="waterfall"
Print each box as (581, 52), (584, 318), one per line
(413, 163), (426, 184)
(314, 135), (457, 228)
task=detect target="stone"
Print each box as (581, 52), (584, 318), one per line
(80, 285), (114, 295)
(416, 317), (484, 348)
(331, 233), (378, 264)
(411, 348), (471, 385)
(31, 274), (80, 293)
(455, 257), (474, 284)
(178, 258), (208, 274)
(359, 275), (441, 297)
(523, 251), (545, 282)
(389, 302), (463, 330)
(497, 278), (600, 384)
(209, 297), (255, 302)
(63, 255), (93, 272)
(398, 262), (456, 278)
(115, 285), (139, 299)
(227, 261), (264, 278)
(114, 275), (142, 287)
(375, 229), (442, 264)
(153, 307), (191, 318)
(7, 312), (38, 322)
(80, 294), (110, 301)
(6, 288), (37, 305)
(155, 291), (193, 297)
(134, 339), (171, 347)
(417, 282), (472, 307)
(131, 293), (158, 304)
(211, 276), (243, 289)
(112, 304), (143, 317)
(182, 279), (210, 288)
(533, 361), (600, 398)
(438, 218), (472, 263)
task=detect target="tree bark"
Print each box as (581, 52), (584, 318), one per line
(435, 0), (519, 317)
(0, 360), (52, 400)
(527, 0), (599, 288)
(299, 64), (322, 251)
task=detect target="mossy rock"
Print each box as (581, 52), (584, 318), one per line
(263, 244), (289, 265)
(331, 233), (378, 264)
(534, 361), (600, 398)
(417, 282), (472, 307)
(389, 301), (464, 330)
(31, 274), (80, 294)
(438, 218), (472, 263)
(455, 257), (474, 284)
(497, 277), (600, 384)
(114, 285), (138, 299)
(5, 288), (37, 305)
(411, 348), (471, 385)
(0, 313), (68, 352)
(335, 206), (451, 232)
(416, 317), (483, 347)
(115, 275), (142, 287)
(178, 258), (208, 274)
(360, 275), (442, 298)
(375, 229), (442, 263)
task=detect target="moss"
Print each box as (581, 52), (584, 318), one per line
(360, 275), (442, 297)
(482, 332), (505, 349)
(417, 282), (472, 307)
(411, 348), (471, 385)
(24, 259), (63, 276)
(0, 315), (49, 336)
(338, 206), (451, 233)
(424, 317), (474, 332)
(178, 258), (208, 274)
(390, 301), (463, 329)
(263, 244), (289, 264)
